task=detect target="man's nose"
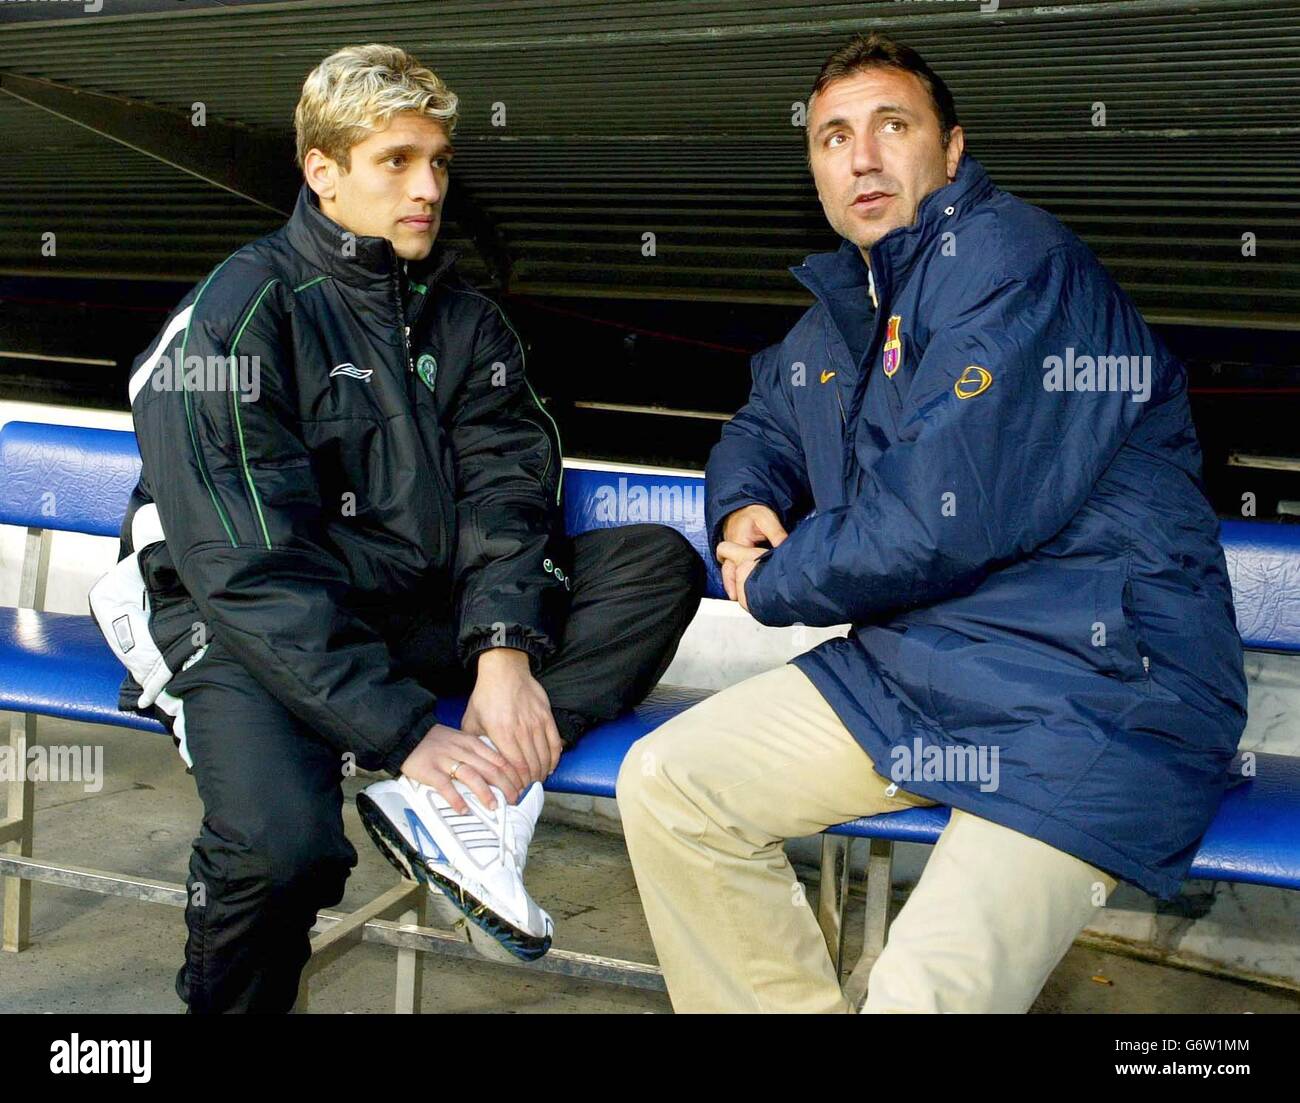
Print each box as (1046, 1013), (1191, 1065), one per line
(850, 133), (884, 176)
(410, 163), (443, 206)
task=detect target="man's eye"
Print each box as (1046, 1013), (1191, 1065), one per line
(433, 157), (450, 170)
(826, 133), (847, 148)
(883, 119), (907, 133)
(388, 155), (406, 168)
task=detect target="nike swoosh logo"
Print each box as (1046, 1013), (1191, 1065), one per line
(820, 370), (836, 384)
(330, 363), (373, 381)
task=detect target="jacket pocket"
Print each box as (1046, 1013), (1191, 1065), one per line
(1092, 567), (1149, 686)
(518, 417), (556, 493)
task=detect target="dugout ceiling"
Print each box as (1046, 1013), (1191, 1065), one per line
(1, 0), (1297, 328)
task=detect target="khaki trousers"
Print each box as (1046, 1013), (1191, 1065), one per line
(616, 664), (1118, 1013)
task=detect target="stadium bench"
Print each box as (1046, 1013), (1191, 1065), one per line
(2, 419), (1299, 1011)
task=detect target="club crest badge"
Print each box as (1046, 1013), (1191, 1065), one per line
(882, 315), (903, 377)
(416, 352), (438, 393)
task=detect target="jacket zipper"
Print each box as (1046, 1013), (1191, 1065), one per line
(391, 256), (453, 566)
(839, 263), (889, 492)
(391, 271), (416, 381)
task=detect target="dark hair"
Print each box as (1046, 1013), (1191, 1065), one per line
(809, 33), (960, 147)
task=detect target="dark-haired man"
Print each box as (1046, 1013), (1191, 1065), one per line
(617, 33), (1245, 1013)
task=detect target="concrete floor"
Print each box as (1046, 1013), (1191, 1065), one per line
(3, 715), (1299, 1015)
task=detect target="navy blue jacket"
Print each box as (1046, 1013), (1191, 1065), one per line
(706, 155), (1247, 899)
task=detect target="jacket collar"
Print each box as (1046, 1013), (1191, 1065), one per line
(283, 183), (459, 291)
(791, 154), (996, 319)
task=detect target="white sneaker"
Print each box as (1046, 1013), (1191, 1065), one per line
(357, 770), (554, 962)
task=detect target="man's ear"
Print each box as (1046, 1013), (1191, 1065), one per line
(945, 126), (965, 181)
(303, 149), (338, 202)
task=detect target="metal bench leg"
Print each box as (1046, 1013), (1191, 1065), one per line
(816, 835), (853, 977)
(842, 838), (894, 1009)
(2, 714), (36, 952)
(291, 881), (422, 1013)
(3, 526), (51, 953)
(395, 892), (428, 1014)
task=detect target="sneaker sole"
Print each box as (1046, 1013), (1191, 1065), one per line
(355, 790), (552, 963)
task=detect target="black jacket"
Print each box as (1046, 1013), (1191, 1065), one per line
(118, 185), (568, 774)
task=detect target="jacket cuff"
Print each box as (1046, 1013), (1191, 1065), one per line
(740, 549), (782, 625)
(381, 704), (442, 778)
(461, 627), (551, 676)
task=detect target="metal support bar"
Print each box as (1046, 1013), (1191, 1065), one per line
(2, 714), (37, 952)
(18, 528), (52, 611)
(1228, 452), (1300, 473)
(816, 835), (853, 976)
(0, 852), (187, 907)
(0, 817), (26, 847)
(3, 527), (50, 953)
(0, 853), (667, 993)
(300, 881), (422, 979)
(359, 917), (666, 991)
(843, 838), (895, 1009)
(395, 895), (428, 1014)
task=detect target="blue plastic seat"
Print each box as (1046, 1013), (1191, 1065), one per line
(0, 607), (165, 734)
(3, 419), (1300, 893)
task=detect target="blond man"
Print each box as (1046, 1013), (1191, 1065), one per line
(96, 44), (702, 1012)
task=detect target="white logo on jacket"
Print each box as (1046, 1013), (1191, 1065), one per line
(330, 363), (374, 381)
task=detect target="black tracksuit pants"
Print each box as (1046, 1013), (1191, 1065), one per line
(166, 523), (705, 1013)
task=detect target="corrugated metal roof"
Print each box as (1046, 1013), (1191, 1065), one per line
(2, 0), (1297, 325)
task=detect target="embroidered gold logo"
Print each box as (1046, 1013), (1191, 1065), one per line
(954, 364), (993, 400)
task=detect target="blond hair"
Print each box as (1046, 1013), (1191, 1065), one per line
(294, 44), (459, 170)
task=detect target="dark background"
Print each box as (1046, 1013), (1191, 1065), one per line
(2, 0), (1297, 519)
